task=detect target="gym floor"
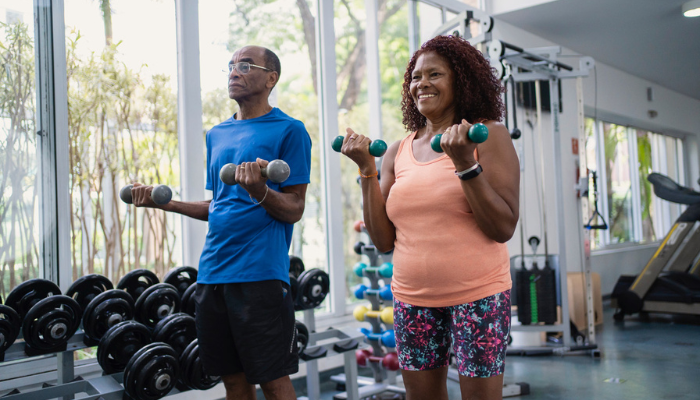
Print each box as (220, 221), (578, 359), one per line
(272, 302), (700, 400)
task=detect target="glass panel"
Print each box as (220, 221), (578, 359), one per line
(0, 2), (40, 297)
(636, 129), (656, 242)
(335, 0), (408, 305)
(584, 118), (604, 249)
(664, 136), (683, 223)
(198, 0), (325, 311)
(335, 0), (369, 307)
(417, 2), (442, 43)
(64, 0), (181, 284)
(459, 0), (481, 8)
(602, 122), (634, 244)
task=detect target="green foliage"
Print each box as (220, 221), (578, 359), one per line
(65, 28), (180, 282)
(0, 21), (38, 297)
(636, 132), (655, 241)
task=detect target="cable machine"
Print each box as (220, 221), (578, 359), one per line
(433, 6), (600, 356)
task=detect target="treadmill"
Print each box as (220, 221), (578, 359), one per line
(612, 173), (700, 320)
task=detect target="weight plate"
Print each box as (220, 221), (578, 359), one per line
(135, 284), (180, 329)
(5, 279), (61, 319)
(152, 313), (196, 357)
(180, 283), (196, 318)
(296, 269), (330, 310)
(82, 289), (135, 345)
(66, 274), (113, 312)
(22, 295), (81, 354)
(124, 342), (179, 400)
(0, 305), (21, 354)
(289, 255), (305, 279)
(295, 320), (309, 355)
(163, 267), (198, 298)
(117, 269), (159, 302)
(97, 320), (152, 374)
(178, 339), (221, 390)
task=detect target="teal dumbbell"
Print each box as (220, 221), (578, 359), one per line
(353, 262), (393, 278)
(120, 184), (172, 206)
(430, 122), (489, 153)
(332, 135), (388, 157)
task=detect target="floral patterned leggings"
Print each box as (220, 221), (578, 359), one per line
(393, 290), (511, 377)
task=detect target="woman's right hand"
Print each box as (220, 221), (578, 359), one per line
(341, 127), (377, 176)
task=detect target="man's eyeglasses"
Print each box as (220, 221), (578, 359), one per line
(224, 62), (272, 75)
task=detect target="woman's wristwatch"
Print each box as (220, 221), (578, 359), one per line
(455, 162), (483, 181)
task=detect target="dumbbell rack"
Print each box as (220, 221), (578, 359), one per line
(1, 331), (151, 400)
(2, 322), (365, 400)
(298, 309), (364, 400)
(331, 235), (405, 400)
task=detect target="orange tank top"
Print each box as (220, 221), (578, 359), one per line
(385, 131), (511, 307)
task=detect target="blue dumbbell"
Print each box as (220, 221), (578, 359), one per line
(360, 327), (395, 348)
(366, 285), (392, 301)
(354, 284), (369, 300)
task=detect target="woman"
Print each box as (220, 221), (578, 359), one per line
(340, 35), (520, 400)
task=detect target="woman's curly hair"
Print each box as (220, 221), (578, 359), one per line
(401, 35), (505, 131)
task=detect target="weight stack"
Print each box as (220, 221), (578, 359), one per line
(536, 263), (557, 324)
(515, 267), (534, 325)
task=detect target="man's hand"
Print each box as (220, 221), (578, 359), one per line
(131, 183), (161, 209)
(236, 158), (269, 200)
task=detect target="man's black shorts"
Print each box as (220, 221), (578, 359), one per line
(194, 280), (299, 384)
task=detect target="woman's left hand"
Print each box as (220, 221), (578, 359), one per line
(440, 119), (479, 171)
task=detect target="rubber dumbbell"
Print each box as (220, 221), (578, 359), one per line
(332, 135), (388, 157)
(219, 159), (290, 186)
(360, 327), (395, 348)
(354, 305), (393, 324)
(355, 349), (399, 371)
(353, 284), (392, 301)
(120, 184), (172, 205)
(353, 262), (393, 278)
(430, 122), (489, 153)
(353, 241), (365, 255)
(353, 220), (365, 233)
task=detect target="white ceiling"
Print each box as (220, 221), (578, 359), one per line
(494, 0), (700, 101)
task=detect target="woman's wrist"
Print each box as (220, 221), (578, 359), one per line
(453, 158), (478, 172)
(358, 164), (377, 177)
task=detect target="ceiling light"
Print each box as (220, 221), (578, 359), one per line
(683, 0), (700, 17)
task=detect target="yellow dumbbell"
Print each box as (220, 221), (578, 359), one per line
(354, 305), (393, 324)
(354, 305), (370, 322)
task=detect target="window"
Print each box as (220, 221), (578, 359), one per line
(602, 122), (634, 244)
(585, 117), (686, 248)
(0, 2), (40, 297)
(64, 0), (181, 284)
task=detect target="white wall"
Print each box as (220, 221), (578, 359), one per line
(492, 19), (700, 295)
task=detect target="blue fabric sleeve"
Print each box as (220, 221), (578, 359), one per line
(205, 132), (213, 191)
(279, 120), (312, 188)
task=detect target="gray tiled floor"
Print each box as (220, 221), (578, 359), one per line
(286, 304), (700, 400)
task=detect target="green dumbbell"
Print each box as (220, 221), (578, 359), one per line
(120, 184), (172, 205)
(430, 122), (489, 153)
(219, 159), (290, 186)
(332, 135), (388, 157)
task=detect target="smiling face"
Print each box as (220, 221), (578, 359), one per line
(409, 51), (455, 122)
(227, 46), (276, 102)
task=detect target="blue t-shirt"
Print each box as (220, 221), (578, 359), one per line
(198, 108), (312, 285)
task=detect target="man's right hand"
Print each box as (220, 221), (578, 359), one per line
(131, 183), (161, 209)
